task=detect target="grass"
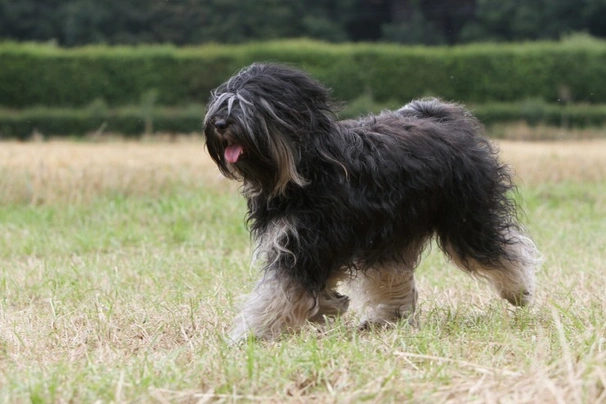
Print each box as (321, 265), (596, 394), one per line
(0, 136), (605, 402)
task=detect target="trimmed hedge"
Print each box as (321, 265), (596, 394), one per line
(1, 40), (606, 108)
(0, 105), (206, 140)
(1, 101), (605, 140)
(472, 101), (606, 128)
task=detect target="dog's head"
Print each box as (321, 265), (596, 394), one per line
(204, 63), (335, 196)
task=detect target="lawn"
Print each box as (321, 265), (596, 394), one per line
(0, 137), (605, 402)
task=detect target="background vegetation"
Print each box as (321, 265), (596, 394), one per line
(1, 0), (605, 46)
(3, 100), (606, 140)
(1, 37), (606, 139)
(3, 38), (606, 108)
(2, 0), (606, 138)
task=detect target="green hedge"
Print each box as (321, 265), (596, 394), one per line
(1, 40), (606, 108)
(1, 100), (605, 140)
(472, 101), (606, 128)
(0, 105), (205, 139)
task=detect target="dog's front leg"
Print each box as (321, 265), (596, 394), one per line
(230, 270), (318, 342)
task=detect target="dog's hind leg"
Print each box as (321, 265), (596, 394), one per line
(445, 228), (541, 306)
(229, 271), (317, 342)
(348, 264), (418, 329)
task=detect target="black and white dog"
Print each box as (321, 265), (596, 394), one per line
(203, 63), (541, 341)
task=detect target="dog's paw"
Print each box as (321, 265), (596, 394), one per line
(309, 292), (350, 323)
(502, 288), (534, 307)
(357, 304), (417, 331)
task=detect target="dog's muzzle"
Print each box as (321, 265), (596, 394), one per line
(210, 118), (244, 163)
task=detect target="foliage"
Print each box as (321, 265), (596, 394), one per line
(0, 104), (205, 139)
(1, 40), (606, 110)
(1, 0), (606, 46)
(1, 100), (605, 140)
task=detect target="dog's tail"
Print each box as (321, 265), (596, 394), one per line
(397, 97), (484, 144)
(397, 98), (475, 123)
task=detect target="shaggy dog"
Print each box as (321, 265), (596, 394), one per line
(203, 63), (541, 341)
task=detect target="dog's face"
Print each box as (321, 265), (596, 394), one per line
(203, 63), (334, 196)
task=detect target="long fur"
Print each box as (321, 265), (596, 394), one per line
(204, 63), (541, 341)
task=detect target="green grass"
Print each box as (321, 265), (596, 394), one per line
(1, 149), (605, 402)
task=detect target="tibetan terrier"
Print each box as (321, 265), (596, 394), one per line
(203, 63), (541, 342)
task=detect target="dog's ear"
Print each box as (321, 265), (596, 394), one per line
(266, 129), (309, 196)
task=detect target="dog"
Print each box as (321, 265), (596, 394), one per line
(203, 63), (541, 342)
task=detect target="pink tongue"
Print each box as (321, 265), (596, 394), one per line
(224, 144), (243, 163)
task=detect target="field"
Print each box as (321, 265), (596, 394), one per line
(0, 137), (605, 403)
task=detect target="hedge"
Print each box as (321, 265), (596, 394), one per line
(1, 39), (606, 108)
(1, 100), (605, 140)
(0, 105), (206, 140)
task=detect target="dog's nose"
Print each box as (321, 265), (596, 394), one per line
(214, 119), (228, 130)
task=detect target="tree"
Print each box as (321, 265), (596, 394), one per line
(0, 0), (64, 42)
(584, 0), (606, 38)
(0, 0), (605, 46)
(382, 0), (476, 45)
(459, 0), (590, 43)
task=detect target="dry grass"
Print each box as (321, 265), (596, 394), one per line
(0, 136), (237, 205)
(501, 139), (606, 185)
(0, 135), (605, 403)
(1, 137), (605, 205)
